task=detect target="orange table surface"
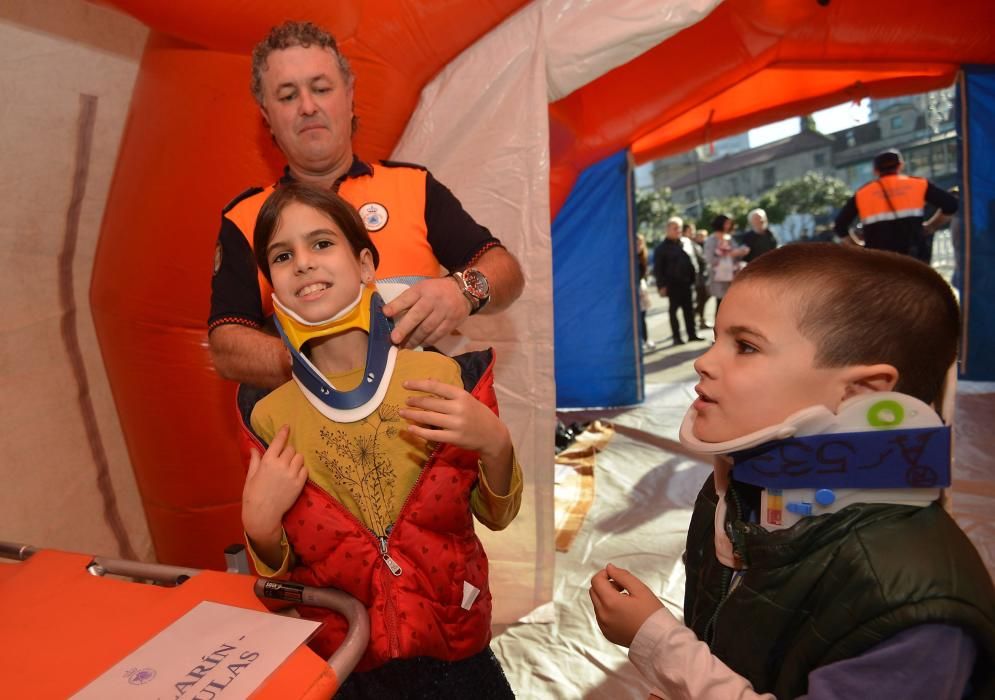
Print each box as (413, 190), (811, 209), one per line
(0, 550), (337, 698)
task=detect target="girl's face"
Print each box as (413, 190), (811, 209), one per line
(265, 201), (373, 323)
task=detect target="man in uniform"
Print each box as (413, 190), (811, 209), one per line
(209, 21), (524, 388)
(833, 148), (958, 257)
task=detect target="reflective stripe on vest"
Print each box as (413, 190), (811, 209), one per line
(855, 174), (928, 225)
(225, 164), (441, 317)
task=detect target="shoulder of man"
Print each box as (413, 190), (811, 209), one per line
(222, 186), (267, 215)
(377, 159), (429, 172)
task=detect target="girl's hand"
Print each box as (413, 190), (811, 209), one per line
(242, 424), (308, 542)
(399, 379), (511, 465)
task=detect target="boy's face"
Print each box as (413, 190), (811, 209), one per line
(266, 201), (373, 323)
(691, 280), (853, 442)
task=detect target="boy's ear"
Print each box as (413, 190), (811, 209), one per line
(841, 363), (899, 400)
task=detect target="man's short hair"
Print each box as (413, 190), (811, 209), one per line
(251, 21), (354, 106)
(732, 243), (958, 406)
(748, 208), (767, 227)
(873, 149), (903, 175)
(667, 216), (684, 229)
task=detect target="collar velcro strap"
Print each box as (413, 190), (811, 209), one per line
(731, 426), (951, 491)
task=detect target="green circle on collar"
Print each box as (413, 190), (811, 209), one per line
(867, 399), (904, 427)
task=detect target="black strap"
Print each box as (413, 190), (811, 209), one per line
(877, 179), (898, 215)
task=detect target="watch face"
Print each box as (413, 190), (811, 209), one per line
(463, 268), (490, 298)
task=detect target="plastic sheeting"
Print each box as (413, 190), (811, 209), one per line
(494, 383), (712, 698)
(959, 67), (995, 380)
(390, 4), (556, 623)
(552, 150), (642, 408)
(0, 3), (152, 560)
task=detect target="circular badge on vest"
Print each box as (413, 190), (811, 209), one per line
(359, 202), (389, 232)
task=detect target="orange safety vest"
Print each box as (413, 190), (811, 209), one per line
(224, 163), (442, 315)
(854, 174), (928, 225)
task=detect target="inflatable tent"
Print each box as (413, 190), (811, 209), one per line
(3, 0), (994, 626)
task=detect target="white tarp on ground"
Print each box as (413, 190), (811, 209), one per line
(393, 0), (721, 624)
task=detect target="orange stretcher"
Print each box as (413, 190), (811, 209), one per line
(0, 541), (369, 698)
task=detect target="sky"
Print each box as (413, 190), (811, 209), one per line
(635, 98), (872, 187)
(748, 98), (871, 147)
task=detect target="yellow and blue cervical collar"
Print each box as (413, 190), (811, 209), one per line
(272, 284), (398, 422)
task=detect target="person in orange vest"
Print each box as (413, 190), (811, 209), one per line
(208, 21), (524, 389)
(833, 148), (958, 257)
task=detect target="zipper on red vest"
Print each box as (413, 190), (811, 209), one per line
(381, 442), (442, 658)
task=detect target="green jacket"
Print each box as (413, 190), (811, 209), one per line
(684, 475), (995, 699)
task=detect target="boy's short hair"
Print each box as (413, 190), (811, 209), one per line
(732, 243), (958, 405)
(254, 183), (380, 283)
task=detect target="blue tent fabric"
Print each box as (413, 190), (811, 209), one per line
(959, 67), (995, 380)
(552, 149), (643, 408)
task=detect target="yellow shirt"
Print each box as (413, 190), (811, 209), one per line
(248, 349), (522, 575)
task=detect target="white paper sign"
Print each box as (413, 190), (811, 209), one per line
(72, 601), (321, 699)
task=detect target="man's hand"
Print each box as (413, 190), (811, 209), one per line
(242, 425), (308, 543)
(382, 277), (471, 348)
(658, 287), (667, 297)
(590, 563), (664, 648)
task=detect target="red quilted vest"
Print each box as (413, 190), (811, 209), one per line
(240, 350), (498, 671)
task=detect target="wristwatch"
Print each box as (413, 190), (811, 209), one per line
(451, 268), (491, 315)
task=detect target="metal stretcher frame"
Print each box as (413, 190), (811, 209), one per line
(0, 541), (369, 699)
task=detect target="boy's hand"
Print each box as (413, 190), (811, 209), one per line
(589, 563), (664, 648)
(399, 379), (509, 460)
(242, 425), (308, 541)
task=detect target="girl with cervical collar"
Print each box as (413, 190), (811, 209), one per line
(239, 183), (521, 698)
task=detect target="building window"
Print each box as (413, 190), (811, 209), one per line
(763, 167), (775, 189)
(814, 152), (826, 167)
(891, 115), (904, 129)
(685, 189), (696, 203)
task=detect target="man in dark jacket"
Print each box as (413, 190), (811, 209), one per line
(833, 148), (958, 257)
(741, 208), (778, 262)
(654, 217), (702, 346)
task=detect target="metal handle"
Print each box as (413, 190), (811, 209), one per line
(255, 579), (370, 683)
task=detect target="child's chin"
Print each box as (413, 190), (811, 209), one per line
(692, 420), (735, 445)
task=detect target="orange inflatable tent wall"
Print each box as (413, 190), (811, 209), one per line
(93, 0), (995, 568)
(548, 0), (995, 215)
(91, 0), (528, 568)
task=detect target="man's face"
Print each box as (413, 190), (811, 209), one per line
(690, 280), (852, 442)
(258, 45), (354, 178)
(666, 222), (682, 240)
(750, 213), (765, 233)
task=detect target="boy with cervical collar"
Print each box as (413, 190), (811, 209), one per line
(239, 183), (520, 697)
(591, 244), (995, 699)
